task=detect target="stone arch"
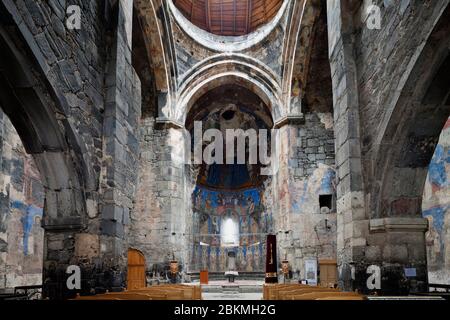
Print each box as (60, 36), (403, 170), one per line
(281, 0), (323, 110)
(184, 81), (275, 274)
(134, 0), (176, 105)
(176, 56), (283, 125)
(371, 5), (450, 219)
(0, 17), (91, 228)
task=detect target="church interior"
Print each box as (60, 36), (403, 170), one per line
(0, 0), (449, 301)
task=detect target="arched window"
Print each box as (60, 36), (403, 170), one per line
(221, 216), (239, 247)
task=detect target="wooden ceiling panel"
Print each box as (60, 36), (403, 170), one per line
(173, 0), (283, 36)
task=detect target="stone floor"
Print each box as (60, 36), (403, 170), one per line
(203, 292), (263, 300)
(193, 280), (264, 300)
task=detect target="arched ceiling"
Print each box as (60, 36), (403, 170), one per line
(173, 0), (283, 36)
(187, 84), (272, 191)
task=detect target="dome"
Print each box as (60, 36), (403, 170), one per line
(173, 0), (284, 36)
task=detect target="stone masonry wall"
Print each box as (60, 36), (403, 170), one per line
(1, 0), (143, 296)
(131, 119), (192, 272)
(275, 112), (337, 280)
(327, 0), (449, 293)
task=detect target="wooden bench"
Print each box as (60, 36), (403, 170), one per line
(263, 284), (311, 300)
(134, 284), (202, 300)
(278, 288), (340, 300)
(73, 284), (202, 300)
(75, 292), (168, 300)
(264, 284), (328, 300)
(130, 288), (189, 300)
(285, 292), (365, 300)
(316, 296), (367, 300)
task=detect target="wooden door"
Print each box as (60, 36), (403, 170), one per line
(127, 249), (146, 290)
(319, 260), (337, 288)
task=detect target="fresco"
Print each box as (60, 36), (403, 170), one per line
(11, 201), (43, 256)
(290, 164), (337, 214)
(422, 117), (450, 284)
(190, 186), (272, 272)
(0, 111), (45, 288)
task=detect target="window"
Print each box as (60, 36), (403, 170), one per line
(319, 194), (333, 212)
(221, 217), (239, 247)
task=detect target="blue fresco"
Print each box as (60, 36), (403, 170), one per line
(11, 200), (43, 256)
(423, 205), (447, 233)
(292, 167), (336, 213)
(428, 144), (448, 188)
(320, 168), (336, 194)
(193, 186), (261, 209)
(206, 163), (251, 188)
(191, 185), (269, 272)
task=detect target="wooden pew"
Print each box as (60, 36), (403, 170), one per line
(278, 288), (339, 300)
(73, 284), (201, 300)
(316, 296), (366, 300)
(264, 284), (331, 300)
(285, 291), (364, 300)
(131, 284), (202, 300)
(75, 292), (168, 300)
(125, 285), (201, 300)
(127, 288), (185, 300)
(263, 284), (311, 300)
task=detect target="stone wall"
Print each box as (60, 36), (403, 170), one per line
(131, 119), (191, 272)
(327, 0), (450, 293)
(0, 0), (447, 297)
(0, 0), (143, 296)
(0, 111), (44, 289)
(274, 112), (337, 279)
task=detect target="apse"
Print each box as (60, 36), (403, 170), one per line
(187, 84), (274, 273)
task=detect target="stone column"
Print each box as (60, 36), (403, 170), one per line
(100, 0), (141, 291)
(131, 120), (191, 273)
(326, 0), (368, 292)
(327, 0), (429, 294)
(272, 115), (304, 271)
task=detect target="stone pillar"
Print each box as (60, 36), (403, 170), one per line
(100, 0), (141, 291)
(272, 116), (304, 270)
(131, 120), (191, 273)
(327, 0), (429, 294)
(326, 0), (368, 292)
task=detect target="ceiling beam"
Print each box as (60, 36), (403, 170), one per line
(233, 0), (237, 35)
(205, 0), (211, 32)
(220, 0), (223, 35)
(246, 0), (252, 34)
(264, 0), (267, 21)
(190, 0), (195, 21)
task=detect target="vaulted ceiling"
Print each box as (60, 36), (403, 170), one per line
(173, 0), (283, 36)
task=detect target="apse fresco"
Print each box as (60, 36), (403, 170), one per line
(422, 117), (450, 284)
(190, 186), (273, 272)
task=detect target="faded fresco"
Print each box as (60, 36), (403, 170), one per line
(422, 117), (450, 284)
(190, 186), (272, 272)
(0, 111), (44, 289)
